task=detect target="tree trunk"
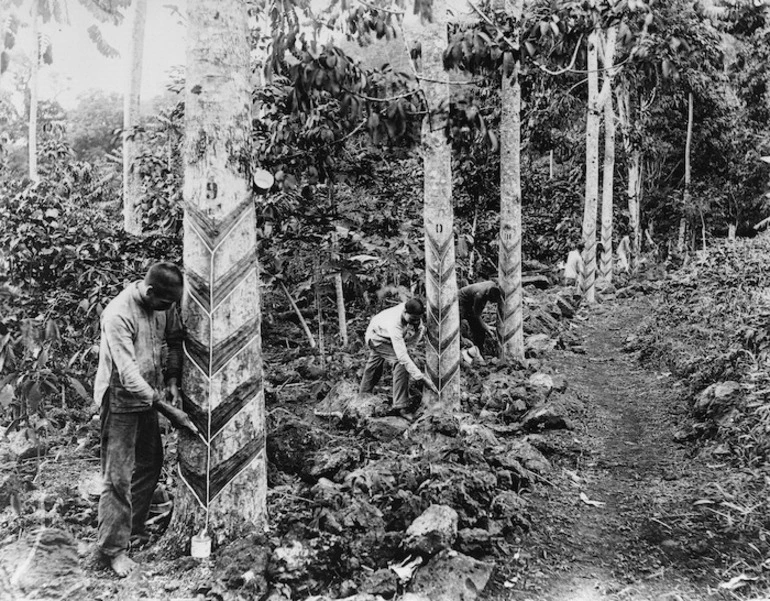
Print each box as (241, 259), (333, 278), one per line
(581, 31), (600, 303)
(615, 82), (641, 269)
(314, 252), (326, 367)
(599, 26), (617, 285)
(331, 231), (348, 348)
(404, 0), (461, 413)
(498, 0), (524, 363)
(123, 0), (147, 235)
(28, 1), (39, 182)
(683, 91), (694, 250)
(168, 0), (266, 551)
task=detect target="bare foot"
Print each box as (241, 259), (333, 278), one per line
(110, 552), (137, 578)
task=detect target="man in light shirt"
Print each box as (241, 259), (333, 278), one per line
(563, 241), (585, 291)
(93, 261), (194, 577)
(359, 298), (439, 413)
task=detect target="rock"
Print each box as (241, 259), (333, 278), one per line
(491, 491), (526, 519)
(269, 540), (316, 582)
(309, 478), (343, 505)
(694, 381), (742, 417)
(554, 294), (577, 318)
(307, 447), (362, 481)
(361, 568), (399, 597)
(365, 416), (410, 440)
(267, 422), (324, 476)
(485, 452), (530, 490)
(409, 550), (494, 601)
(503, 440), (551, 474)
(315, 381), (387, 421)
(404, 504), (459, 556)
(521, 401), (571, 432)
(528, 373), (554, 394)
(456, 528), (493, 557)
(0, 528), (81, 599)
(215, 535), (269, 594)
(336, 498), (385, 531)
(551, 374), (568, 393)
(524, 334), (557, 355)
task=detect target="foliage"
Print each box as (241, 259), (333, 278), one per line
(66, 89), (123, 163)
(0, 154), (180, 425)
(133, 99), (185, 235)
(633, 237), (770, 588)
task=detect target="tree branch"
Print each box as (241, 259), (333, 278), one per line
(464, 0), (519, 52)
(355, 0), (405, 16)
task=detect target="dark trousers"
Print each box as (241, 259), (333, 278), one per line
(97, 400), (163, 557)
(358, 341), (411, 409)
(464, 313), (487, 355)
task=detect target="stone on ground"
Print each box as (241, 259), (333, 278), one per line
(404, 504), (459, 556)
(409, 550), (494, 601)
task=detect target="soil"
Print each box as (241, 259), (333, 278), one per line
(483, 297), (734, 601)
(0, 291), (756, 600)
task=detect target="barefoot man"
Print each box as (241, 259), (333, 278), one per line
(93, 262), (194, 577)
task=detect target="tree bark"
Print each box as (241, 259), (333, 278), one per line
(497, 0), (524, 363)
(581, 31), (600, 303)
(331, 231), (348, 348)
(28, 0), (39, 182)
(123, 0), (147, 235)
(404, 0), (461, 413)
(599, 26), (617, 285)
(683, 91), (695, 250)
(615, 82), (641, 268)
(168, 0), (267, 551)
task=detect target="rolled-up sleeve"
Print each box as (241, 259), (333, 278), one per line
(390, 324), (424, 381)
(102, 314), (155, 405)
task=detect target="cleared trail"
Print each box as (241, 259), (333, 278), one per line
(490, 298), (725, 601)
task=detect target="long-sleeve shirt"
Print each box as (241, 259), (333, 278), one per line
(364, 303), (424, 381)
(564, 250), (584, 280)
(93, 281), (183, 413)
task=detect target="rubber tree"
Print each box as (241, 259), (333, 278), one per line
(599, 25), (617, 284)
(580, 28), (600, 303)
(123, 0), (147, 235)
(497, 0), (525, 363)
(402, 0), (461, 413)
(168, 0), (267, 547)
(28, 0), (39, 182)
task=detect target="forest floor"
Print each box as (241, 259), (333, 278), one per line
(483, 296), (737, 601)
(0, 279), (767, 601)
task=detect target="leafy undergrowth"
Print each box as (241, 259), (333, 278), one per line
(631, 236), (770, 597)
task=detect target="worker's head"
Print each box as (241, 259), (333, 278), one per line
(143, 262), (184, 311)
(403, 298), (425, 325)
(489, 285), (502, 303)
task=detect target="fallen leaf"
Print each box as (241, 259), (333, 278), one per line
(718, 574), (756, 590)
(580, 491), (606, 507)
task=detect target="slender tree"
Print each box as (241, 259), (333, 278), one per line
(599, 25), (617, 284)
(123, 0), (147, 235)
(498, 0), (524, 362)
(28, 0), (40, 182)
(581, 29), (601, 303)
(168, 0), (267, 547)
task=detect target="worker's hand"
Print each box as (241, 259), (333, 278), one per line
(421, 373), (439, 395)
(166, 380), (182, 405)
(154, 398), (197, 434)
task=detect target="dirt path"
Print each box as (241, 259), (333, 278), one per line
(489, 298), (724, 601)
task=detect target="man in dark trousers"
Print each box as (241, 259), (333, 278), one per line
(458, 280), (502, 357)
(93, 261), (194, 577)
(359, 298), (439, 414)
